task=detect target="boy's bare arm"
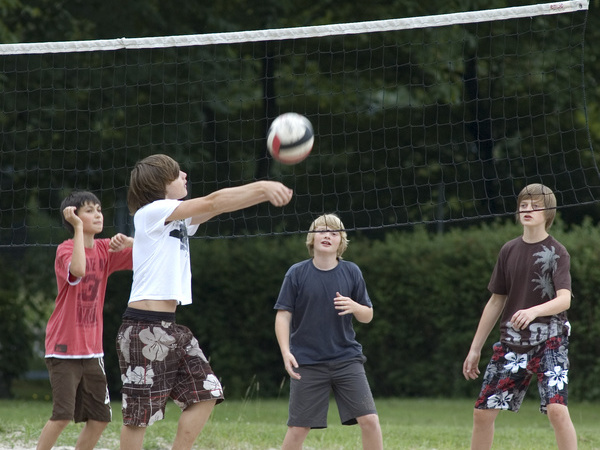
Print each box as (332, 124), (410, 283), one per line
(275, 310), (301, 380)
(63, 206), (86, 278)
(463, 293), (507, 380)
(510, 288), (571, 331)
(167, 181), (293, 225)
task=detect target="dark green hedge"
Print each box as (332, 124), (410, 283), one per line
(100, 220), (600, 401)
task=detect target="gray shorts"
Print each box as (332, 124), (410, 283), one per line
(287, 356), (377, 429)
(45, 357), (111, 423)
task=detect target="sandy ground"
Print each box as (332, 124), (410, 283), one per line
(0, 446), (119, 450)
(0, 441), (115, 450)
(0, 430), (119, 449)
(0, 447), (114, 450)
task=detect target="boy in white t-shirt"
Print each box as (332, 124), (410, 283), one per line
(116, 153), (293, 450)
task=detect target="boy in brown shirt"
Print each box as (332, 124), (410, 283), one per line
(463, 184), (577, 450)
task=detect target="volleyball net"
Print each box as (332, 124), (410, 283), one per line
(0, 0), (594, 246)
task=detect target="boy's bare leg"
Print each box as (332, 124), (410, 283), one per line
(357, 414), (383, 450)
(282, 426), (311, 450)
(120, 425), (146, 450)
(172, 400), (216, 450)
(471, 408), (499, 450)
(36, 419), (70, 450)
(73, 419), (108, 450)
(547, 404), (577, 450)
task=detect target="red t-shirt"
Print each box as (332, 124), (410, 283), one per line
(488, 235), (571, 353)
(45, 238), (132, 358)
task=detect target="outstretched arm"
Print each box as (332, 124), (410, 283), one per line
(462, 293), (507, 380)
(167, 180), (293, 225)
(275, 310), (301, 380)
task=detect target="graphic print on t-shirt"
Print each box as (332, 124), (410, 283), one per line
(532, 245), (559, 300)
(77, 256), (104, 327)
(169, 220), (189, 251)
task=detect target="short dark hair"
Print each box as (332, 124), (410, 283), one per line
(60, 191), (101, 235)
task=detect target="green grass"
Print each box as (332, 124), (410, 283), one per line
(2, 388), (600, 449)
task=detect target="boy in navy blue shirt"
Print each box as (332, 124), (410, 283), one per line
(274, 214), (383, 450)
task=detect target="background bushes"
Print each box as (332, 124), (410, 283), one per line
(4, 219), (599, 401)
(101, 219), (600, 401)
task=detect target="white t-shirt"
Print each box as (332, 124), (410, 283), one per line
(128, 199), (199, 305)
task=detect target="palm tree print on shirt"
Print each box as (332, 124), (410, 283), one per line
(532, 245), (559, 299)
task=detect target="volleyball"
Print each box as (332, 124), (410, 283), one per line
(266, 113), (314, 165)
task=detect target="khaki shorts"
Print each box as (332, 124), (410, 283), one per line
(45, 357), (111, 423)
(116, 311), (224, 427)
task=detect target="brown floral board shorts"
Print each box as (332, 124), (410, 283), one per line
(475, 336), (570, 414)
(116, 308), (224, 427)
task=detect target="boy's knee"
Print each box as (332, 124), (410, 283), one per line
(473, 408), (499, 427)
(49, 419), (71, 430)
(285, 426), (310, 443)
(86, 419), (109, 430)
(357, 413), (380, 432)
(546, 404), (572, 424)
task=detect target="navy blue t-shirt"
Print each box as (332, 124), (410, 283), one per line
(274, 259), (373, 365)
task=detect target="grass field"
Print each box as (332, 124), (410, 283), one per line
(1, 397), (600, 449)
(3, 381), (600, 449)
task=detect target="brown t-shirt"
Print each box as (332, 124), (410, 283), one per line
(488, 235), (571, 353)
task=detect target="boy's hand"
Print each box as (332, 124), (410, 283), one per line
(334, 292), (359, 316)
(509, 308), (537, 331)
(63, 206), (82, 228)
(282, 351), (301, 380)
(263, 181), (293, 207)
(109, 233), (134, 252)
(462, 350), (481, 380)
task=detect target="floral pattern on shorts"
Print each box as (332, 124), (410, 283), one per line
(117, 318), (224, 427)
(475, 336), (569, 414)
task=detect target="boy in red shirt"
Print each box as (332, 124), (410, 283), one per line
(37, 191), (133, 450)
